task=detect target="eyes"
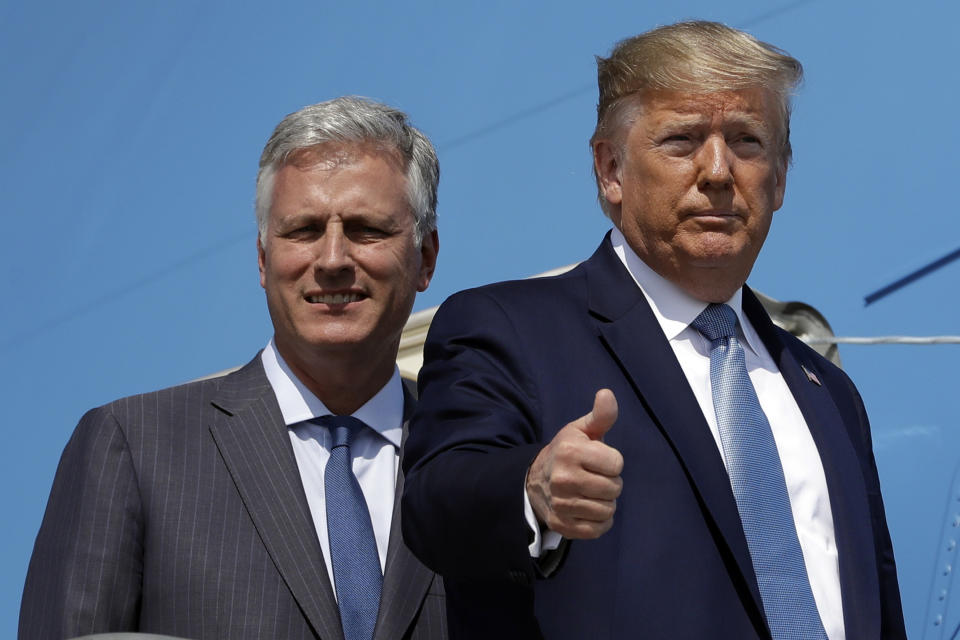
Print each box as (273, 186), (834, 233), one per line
(658, 131), (767, 157)
(283, 220), (397, 242)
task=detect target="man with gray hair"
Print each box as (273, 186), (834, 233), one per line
(21, 96), (445, 640)
(402, 22), (906, 639)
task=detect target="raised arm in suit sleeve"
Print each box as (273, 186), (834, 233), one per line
(20, 406), (143, 639)
(401, 288), (547, 581)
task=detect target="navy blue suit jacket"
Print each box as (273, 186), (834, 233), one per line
(402, 236), (905, 639)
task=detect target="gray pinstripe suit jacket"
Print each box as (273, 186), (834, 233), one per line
(20, 355), (446, 640)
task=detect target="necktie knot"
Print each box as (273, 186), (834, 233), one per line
(691, 303), (738, 342)
(313, 414), (368, 449)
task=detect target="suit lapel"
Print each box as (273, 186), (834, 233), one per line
(374, 383), (436, 640)
(209, 356), (345, 640)
(584, 240), (766, 621)
(744, 291), (881, 639)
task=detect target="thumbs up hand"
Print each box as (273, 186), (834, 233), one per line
(526, 389), (624, 539)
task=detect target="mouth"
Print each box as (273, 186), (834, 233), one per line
(685, 209), (743, 225)
(689, 209), (738, 218)
(305, 292), (366, 304)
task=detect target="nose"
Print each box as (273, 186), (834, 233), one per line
(697, 136), (734, 191)
(313, 224), (353, 275)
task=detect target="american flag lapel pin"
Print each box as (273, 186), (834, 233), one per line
(801, 364), (821, 386)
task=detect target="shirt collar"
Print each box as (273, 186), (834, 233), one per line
(261, 339), (404, 448)
(609, 227), (763, 357)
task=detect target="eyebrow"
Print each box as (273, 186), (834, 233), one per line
(658, 111), (771, 132)
(276, 211), (318, 225)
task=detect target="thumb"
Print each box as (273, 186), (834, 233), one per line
(579, 389), (618, 441)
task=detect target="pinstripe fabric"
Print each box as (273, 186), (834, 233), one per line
(20, 355), (446, 640)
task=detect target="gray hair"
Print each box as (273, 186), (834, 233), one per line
(591, 21), (803, 216)
(255, 96), (439, 246)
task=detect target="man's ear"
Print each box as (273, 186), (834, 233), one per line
(257, 236), (267, 289)
(417, 229), (439, 292)
(773, 158), (787, 212)
(593, 139), (623, 206)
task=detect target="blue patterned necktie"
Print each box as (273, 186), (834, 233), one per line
(691, 304), (828, 640)
(315, 415), (382, 640)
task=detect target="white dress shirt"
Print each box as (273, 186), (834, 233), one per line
(526, 229), (845, 639)
(261, 339), (403, 597)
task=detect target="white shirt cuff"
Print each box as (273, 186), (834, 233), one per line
(524, 485), (563, 557)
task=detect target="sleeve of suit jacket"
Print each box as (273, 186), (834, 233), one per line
(20, 405), (143, 639)
(402, 287), (547, 581)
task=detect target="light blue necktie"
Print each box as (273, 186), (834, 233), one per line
(316, 415), (382, 640)
(692, 304), (828, 640)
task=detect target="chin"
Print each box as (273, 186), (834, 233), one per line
(279, 324), (365, 352)
(304, 331), (371, 350)
(685, 236), (756, 266)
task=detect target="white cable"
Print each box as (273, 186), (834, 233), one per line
(802, 336), (960, 345)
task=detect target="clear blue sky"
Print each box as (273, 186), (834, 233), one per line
(3, 1), (959, 637)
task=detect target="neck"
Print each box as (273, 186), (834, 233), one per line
(275, 340), (396, 415)
(674, 270), (745, 304)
